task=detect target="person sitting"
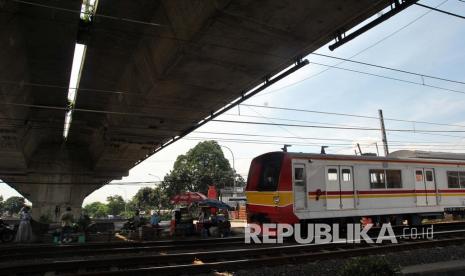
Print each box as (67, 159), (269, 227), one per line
(60, 207), (74, 243)
(217, 210), (231, 237)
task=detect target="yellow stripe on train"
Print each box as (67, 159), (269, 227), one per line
(246, 191), (293, 207)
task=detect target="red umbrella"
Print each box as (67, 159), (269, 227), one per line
(170, 192), (207, 205)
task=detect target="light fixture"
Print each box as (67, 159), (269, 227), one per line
(63, 43), (86, 139)
(62, 0), (98, 139)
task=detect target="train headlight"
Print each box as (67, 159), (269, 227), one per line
(273, 195), (280, 205)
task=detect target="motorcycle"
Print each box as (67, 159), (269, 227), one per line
(0, 219), (16, 242)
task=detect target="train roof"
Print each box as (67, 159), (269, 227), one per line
(267, 150), (465, 165)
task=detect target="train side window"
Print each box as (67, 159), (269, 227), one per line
(447, 171), (460, 188)
(294, 167), (305, 186)
(415, 170), (423, 182)
(460, 172), (465, 188)
(386, 170), (402, 188)
(369, 169), (385, 189)
(342, 169), (351, 182)
(327, 169), (338, 181)
(425, 171), (433, 182)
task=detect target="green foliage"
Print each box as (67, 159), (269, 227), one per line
(81, 141), (238, 218)
(106, 195), (125, 216)
(161, 141), (237, 198)
(83, 202), (108, 218)
(132, 186), (169, 213)
(3, 196), (25, 215)
(338, 256), (399, 276)
(0, 195), (3, 214)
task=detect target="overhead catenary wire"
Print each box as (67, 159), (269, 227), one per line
(211, 119), (465, 133)
(415, 2), (465, 20)
(310, 52), (465, 86)
(308, 61), (465, 95)
(0, 180), (163, 186)
(240, 104), (465, 129)
(3, 1), (287, 61)
(0, 119), (463, 146)
(185, 136), (465, 148)
(2, 100), (465, 134)
(12, 0), (165, 27)
(192, 131), (464, 144)
(0, 2), (459, 102)
(2, 3), (463, 130)
(2, 47), (463, 101)
(256, 0), (450, 97)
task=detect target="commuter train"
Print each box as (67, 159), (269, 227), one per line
(246, 150), (465, 225)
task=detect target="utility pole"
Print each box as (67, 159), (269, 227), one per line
(378, 109), (389, 156)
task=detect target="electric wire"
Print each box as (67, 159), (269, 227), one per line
(310, 52), (465, 86)
(192, 131), (464, 145)
(240, 104), (465, 129)
(12, 0), (165, 27)
(257, 0), (449, 97)
(309, 60), (465, 95)
(415, 2), (465, 19)
(210, 119), (465, 133)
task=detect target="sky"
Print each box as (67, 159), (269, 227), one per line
(1, 0), (465, 205)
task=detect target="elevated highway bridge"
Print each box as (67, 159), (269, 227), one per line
(0, 0), (396, 219)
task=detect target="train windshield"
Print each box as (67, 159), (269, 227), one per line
(257, 153), (283, 191)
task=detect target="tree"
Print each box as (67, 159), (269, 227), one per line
(161, 140), (236, 198)
(3, 196), (25, 215)
(83, 202), (108, 218)
(106, 195), (125, 216)
(0, 195), (3, 214)
(132, 186), (169, 212)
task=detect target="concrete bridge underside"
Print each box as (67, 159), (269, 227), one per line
(0, 0), (390, 219)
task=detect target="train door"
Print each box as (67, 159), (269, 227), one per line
(424, 169), (437, 206)
(340, 166), (355, 209)
(326, 166), (340, 210)
(414, 169), (428, 206)
(293, 163), (307, 210)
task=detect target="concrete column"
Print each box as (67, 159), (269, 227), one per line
(11, 183), (101, 222)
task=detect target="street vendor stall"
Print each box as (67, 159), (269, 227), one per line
(170, 192), (207, 237)
(196, 199), (233, 238)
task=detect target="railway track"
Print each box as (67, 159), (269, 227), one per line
(0, 236), (245, 261)
(2, 223), (465, 275)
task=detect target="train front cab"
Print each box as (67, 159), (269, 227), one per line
(246, 152), (299, 225)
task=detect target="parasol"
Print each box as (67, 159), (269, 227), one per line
(197, 198), (233, 210)
(170, 192), (207, 205)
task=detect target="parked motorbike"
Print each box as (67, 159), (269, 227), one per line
(0, 219), (16, 242)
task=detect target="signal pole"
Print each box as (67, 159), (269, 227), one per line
(378, 109), (389, 156)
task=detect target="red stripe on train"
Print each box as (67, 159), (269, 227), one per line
(308, 189), (446, 195)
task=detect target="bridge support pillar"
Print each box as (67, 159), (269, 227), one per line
(11, 183), (101, 222)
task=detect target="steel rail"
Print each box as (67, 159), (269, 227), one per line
(2, 227), (465, 275)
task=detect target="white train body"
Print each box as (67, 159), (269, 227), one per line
(246, 150), (465, 224)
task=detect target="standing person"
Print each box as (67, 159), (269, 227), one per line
(150, 211), (160, 227)
(15, 206), (33, 243)
(60, 207), (74, 243)
(54, 205), (60, 222)
(133, 210), (141, 228)
(149, 211), (161, 238)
